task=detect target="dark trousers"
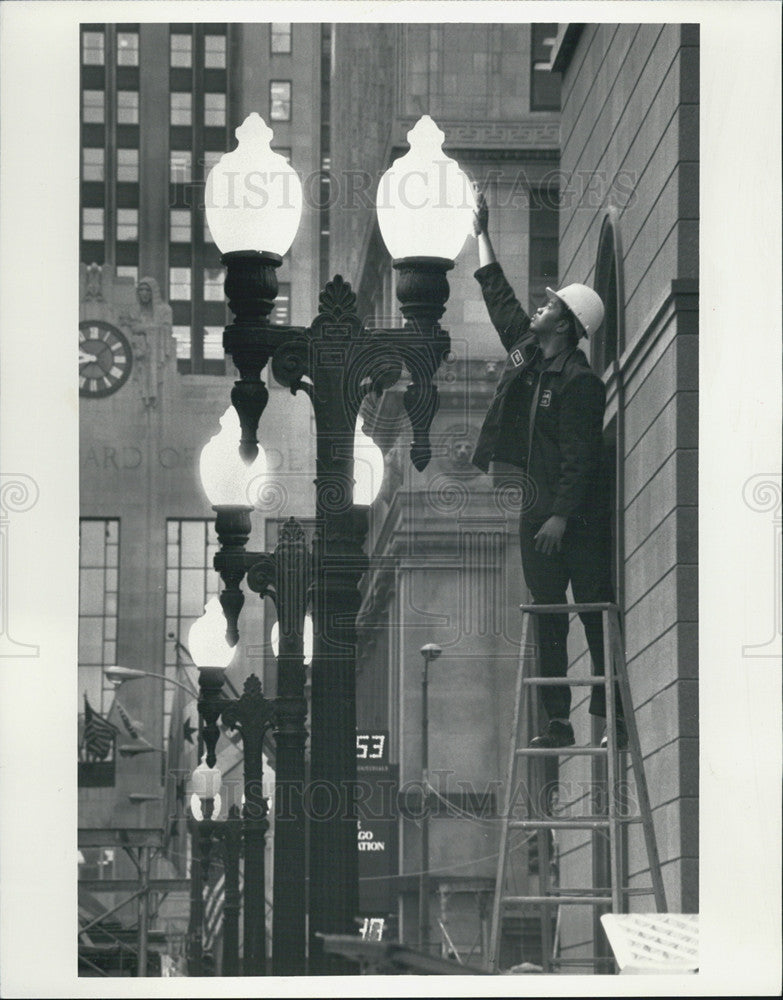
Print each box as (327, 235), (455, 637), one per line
(519, 514), (622, 721)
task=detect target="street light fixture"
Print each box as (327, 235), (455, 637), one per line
(186, 599), (276, 976)
(418, 642), (442, 955)
(200, 112), (473, 973)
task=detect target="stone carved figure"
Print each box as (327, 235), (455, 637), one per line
(80, 262), (107, 302)
(120, 277), (174, 408)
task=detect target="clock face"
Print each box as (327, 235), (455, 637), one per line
(79, 320), (132, 398)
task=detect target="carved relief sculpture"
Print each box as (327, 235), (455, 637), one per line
(120, 277), (175, 408)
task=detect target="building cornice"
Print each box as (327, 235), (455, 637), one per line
(393, 117), (560, 153)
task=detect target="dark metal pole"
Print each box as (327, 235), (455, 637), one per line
(271, 519), (308, 975)
(419, 654), (430, 954)
(186, 818), (204, 975)
(222, 806), (242, 975)
(136, 845), (150, 976)
(221, 675), (275, 976)
(308, 479), (368, 974)
(418, 643), (441, 955)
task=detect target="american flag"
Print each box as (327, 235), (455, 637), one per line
(202, 867), (226, 954)
(80, 694), (118, 761)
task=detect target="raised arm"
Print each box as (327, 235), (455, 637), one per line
(473, 188), (497, 268)
(472, 187), (531, 351)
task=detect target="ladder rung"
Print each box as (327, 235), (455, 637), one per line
(551, 957), (617, 967)
(516, 746), (609, 756)
(510, 818), (606, 829)
(522, 676), (614, 685)
(502, 894), (612, 906)
(557, 886), (658, 897)
(520, 602), (618, 614)
(509, 817), (643, 829)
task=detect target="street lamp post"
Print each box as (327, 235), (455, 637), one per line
(418, 642), (442, 954)
(201, 112), (475, 973)
(188, 598), (276, 976)
(199, 411), (311, 976)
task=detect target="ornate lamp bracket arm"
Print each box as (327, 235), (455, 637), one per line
(245, 552), (279, 605)
(271, 337), (313, 401)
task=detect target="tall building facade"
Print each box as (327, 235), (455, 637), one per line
(77, 22), (325, 974)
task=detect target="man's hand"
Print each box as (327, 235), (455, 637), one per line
(534, 515), (567, 554)
(472, 185), (489, 237)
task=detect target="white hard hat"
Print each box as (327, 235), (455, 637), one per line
(546, 284), (605, 337)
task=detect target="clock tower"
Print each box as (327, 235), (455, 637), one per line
(79, 263), (139, 399)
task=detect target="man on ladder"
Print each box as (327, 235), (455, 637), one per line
(470, 190), (625, 750)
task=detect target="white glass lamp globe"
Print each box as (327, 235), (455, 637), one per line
(375, 115), (476, 261)
(199, 405), (267, 507)
(271, 613), (314, 666)
(205, 112), (303, 255)
(188, 597), (236, 669)
(192, 758), (223, 798)
(190, 759), (222, 821)
(353, 418), (385, 506)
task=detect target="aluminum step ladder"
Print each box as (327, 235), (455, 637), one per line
(487, 602), (667, 974)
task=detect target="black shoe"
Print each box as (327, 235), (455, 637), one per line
(529, 720), (575, 749)
(600, 718), (628, 750)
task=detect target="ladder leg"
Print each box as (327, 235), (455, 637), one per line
(603, 609), (623, 914)
(608, 607), (668, 914)
(538, 831), (553, 972)
(488, 611), (534, 971)
(527, 617), (550, 970)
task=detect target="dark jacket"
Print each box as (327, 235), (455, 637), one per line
(472, 262), (608, 523)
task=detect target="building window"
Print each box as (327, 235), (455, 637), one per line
(82, 30), (105, 65)
(203, 217), (215, 244)
(530, 24), (561, 112)
(528, 187), (559, 310)
(273, 146), (292, 164)
(78, 519), (119, 716)
(270, 81), (292, 121)
(203, 327), (224, 361)
(82, 207), (105, 241)
(116, 265), (138, 283)
(117, 90), (139, 125)
(170, 150), (192, 184)
(116, 208), (138, 241)
(170, 31), (192, 67)
(203, 267), (225, 301)
(169, 267), (191, 300)
(593, 209), (624, 374)
(117, 31), (139, 66)
(171, 92), (192, 126)
(83, 147), (105, 182)
(204, 93), (226, 127)
(117, 148), (139, 182)
(170, 209), (192, 243)
(82, 90), (105, 124)
(203, 151), (223, 178)
(204, 34), (227, 68)
(172, 326), (191, 360)
(271, 23), (292, 54)
(164, 519), (219, 736)
(273, 282), (291, 325)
